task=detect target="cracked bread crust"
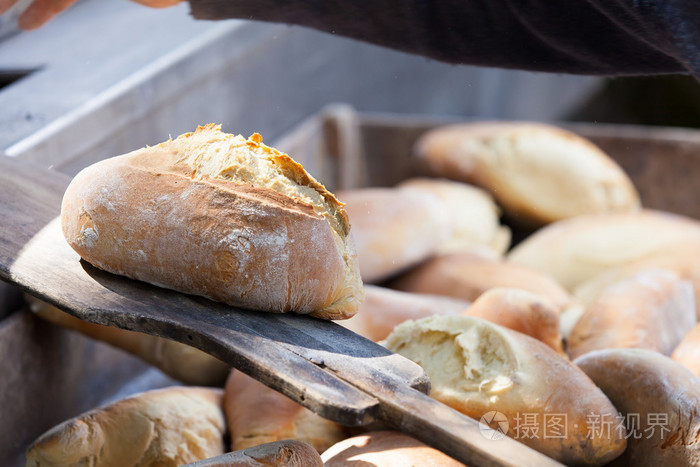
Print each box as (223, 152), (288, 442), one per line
(415, 122), (640, 226)
(61, 125), (363, 319)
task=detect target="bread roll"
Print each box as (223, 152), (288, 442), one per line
(26, 386), (225, 466)
(26, 295), (230, 386)
(185, 440), (323, 467)
(60, 125), (362, 319)
(567, 269), (696, 359)
(224, 371), (349, 453)
(672, 322), (700, 377)
(507, 210), (700, 291)
(575, 349), (700, 467)
(463, 287), (564, 354)
(338, 285), (469, 342)
(388, 250), (572, 312)
(321, 431), (465, 466)
(397, 177), (511, 254)
(574, 245), (700, 319)
(414, 122), (640, 225)
(336, 186), (450, 283)
(384, 315), (626, 465)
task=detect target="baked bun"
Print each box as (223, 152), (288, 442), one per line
(224, 371), (348, 453)
(336, 186), (450, 283)
(575, 349), (700, 467)
(397, 177), (511, 254)
(338, 285), (469, 342)
(321, 431), (465, 466)
(574, 245), (700, 319)
(60, 125), (362, 319)
(568, 269), (697, 359)
(388, 250), (572, 312)
(26, 387), (225, 466)
(384, 315), (626, 465)
(414, 121), (640, 225)
(463, 287), (564, 354)
(27, 295), (230, 386)
(507, 210), (700, 291)
(186, 440), (323, 467)
(672, 323), (700, 377)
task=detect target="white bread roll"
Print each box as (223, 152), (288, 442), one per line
(321, 431), (466, 466)
(338, 285), (469, 342)
(574, 245), (700, 319)
(414, 122), (640, 225)
(507, 210), (700, 291)
(186, 440), (323, 467)
(224, 371), (349, 453)
(26, 295), (230, 386)
(397, 177), (511, 254)
(672, 322), (700, 377)
(60, 125), (362, 319)
(575, 349), (700, 467)
(336, 186), (450, 283)
(384, 315), (626, 465)
(463, 287), (564, 354)
(568, 269), (697, 359)
(26, 386), (225, 466)
(388, 250), (572, 312)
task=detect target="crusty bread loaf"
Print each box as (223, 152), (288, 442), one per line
(384, 315), (626, 465)
(573, 245), (700, 319)
(388, 250), (572, 312)
(463, 287), (564, 354)
(672, 322), (700, 378)
(568, 269), (697, 359)
(575, 349), (700, 467)
(26, 386), (225, 466)
(184, 440), (323, 467)
(60, 125), (362, 319)
(321, 431), (465, 466)
(26, 295), (230, 386)
(397, 177), (511, 254)
(336, 186), (450, 283)
(414, 122), (640, 226)
(224, 371), (349, 453)
(338, 285), (469, 342)
(507, 210), (700, 291)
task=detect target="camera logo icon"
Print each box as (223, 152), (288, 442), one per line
(479, 411), (509, 441)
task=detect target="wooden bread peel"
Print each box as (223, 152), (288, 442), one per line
(0, 156), (562, 467)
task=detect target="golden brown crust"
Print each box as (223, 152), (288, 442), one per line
(397, 177), (511, 255)
(224, 371), (349, 453)
(414, 122), (640, 226)
(507, 210), (700, 291)
(568, 269), (697, 359)
(337, 187), (451, 283)
(25, 387), (226, 466)
(321, 431), (466, 466)
(388, 250), (572, 311)
(463, 287), (565, 354)
(385, 315), (626, 465)
(672, 323), (700, 378)
(337, 285), (470, 342)
(575, 349), (700, 467)
(61, 126), (363, 319)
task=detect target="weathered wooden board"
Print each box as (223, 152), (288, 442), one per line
(0, 154), (562, 466)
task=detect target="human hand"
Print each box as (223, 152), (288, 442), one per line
(0, 0), (182, 30)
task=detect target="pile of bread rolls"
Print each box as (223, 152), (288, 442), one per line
(27, 122), (700, 466)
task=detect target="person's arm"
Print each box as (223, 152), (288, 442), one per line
(188, 0), (698, 77)
(0, 0), (180, 30)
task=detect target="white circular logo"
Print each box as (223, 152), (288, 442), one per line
(479, 411), (509, 440)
